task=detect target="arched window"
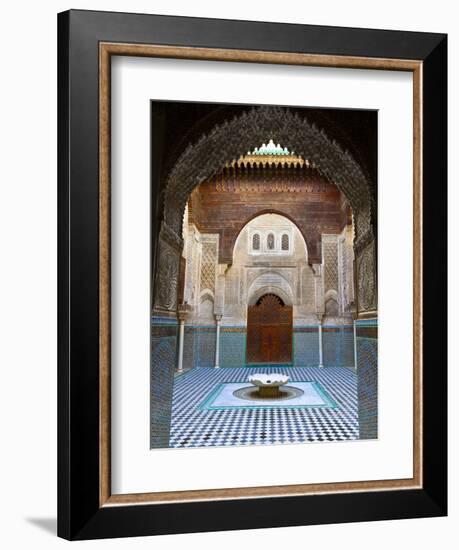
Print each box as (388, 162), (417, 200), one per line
(267, 233), (275, 250)
(252, 233), (260, 251)
(281, 233), (289, 251)
(325, 297), (339, 316)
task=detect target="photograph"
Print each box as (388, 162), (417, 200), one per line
(0, 0), (453, 547)
(150, 101), (378, 450)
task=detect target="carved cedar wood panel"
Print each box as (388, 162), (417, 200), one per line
(246, 294), (293, 364)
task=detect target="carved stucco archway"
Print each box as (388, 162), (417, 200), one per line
(248, 285), (293, 308)
(154, 105), (377, 316)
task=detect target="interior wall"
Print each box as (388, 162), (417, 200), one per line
(189, 166), (348, 264)
(151, 317), (178, 448)
(180, 213), (356, 369)
(356, 318), (378, 439)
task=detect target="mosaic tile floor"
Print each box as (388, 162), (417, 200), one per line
(168, 366), (359, 448)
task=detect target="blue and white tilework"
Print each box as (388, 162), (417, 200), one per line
(168, 366), (359, 448)
(181, 326), (355, 369)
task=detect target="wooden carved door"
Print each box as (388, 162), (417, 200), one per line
(246, 294), (292, 364)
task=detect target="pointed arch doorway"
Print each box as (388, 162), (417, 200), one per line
(246, 293), (293, 364)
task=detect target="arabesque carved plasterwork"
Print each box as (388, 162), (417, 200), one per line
(153, 237), (180, 313)
(154, 106), (376, 318)
(200, 240), (217, 293)
(238, 268), (245, 304)
(337, 226), (355, 313)
(323, 237), (339, 294)
(163, 106), (375, 251)
(357, 240), (377, 312)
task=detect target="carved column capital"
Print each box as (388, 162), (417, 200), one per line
(311, 263), (322, 277)
(177, 303), (192, 322)
(217, 263), (228, 276)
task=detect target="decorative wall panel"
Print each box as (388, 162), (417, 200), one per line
(180, 324), (355, 369)
(182, 326), (195, 370)
(293, 328), (320, 366)
(200, 240), (217, 294)
(220, 328), (247, 367)
(323, 326), (355, 367)
(153, 233), (181, 314)
(356, 318), (378, 439)
(356, 240), (377, 312)
(323, 236), (339, 295)
(338, 227), (355, 312)
(150, 318), (178, 448)
(193, 327), (216, 368)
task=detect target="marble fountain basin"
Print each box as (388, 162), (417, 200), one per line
(248, 373), (290, 398)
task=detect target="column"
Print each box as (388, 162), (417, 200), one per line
(177, 318), (185, 373)
(177, 305), (190, 373)
(214, 314), (222, 368)
(353, 318), (358, 371)
(318, 314), (324, 368)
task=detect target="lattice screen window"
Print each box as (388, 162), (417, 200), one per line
(200, 241), (217, 293)
(281, 233), (289, 251)
(252, 233), (260, 251)
(323, 240), (339, 293)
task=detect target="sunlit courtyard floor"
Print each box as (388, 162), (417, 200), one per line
(168, 366), (359, 448)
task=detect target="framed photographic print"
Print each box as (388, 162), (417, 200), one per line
(58, 9), (447, 540)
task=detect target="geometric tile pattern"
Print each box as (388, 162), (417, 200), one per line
(168, 366), (359, 448)
(151, 320), (178, 448)
(192, 327), (216, 368)
(184, 326), (355, 369)
(220, 328), (246, 367)
(356, 318), (378, 440)
(323, 327), (355, 367)
(294, 330), (320, 365)
(182, 326), (196, 370)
